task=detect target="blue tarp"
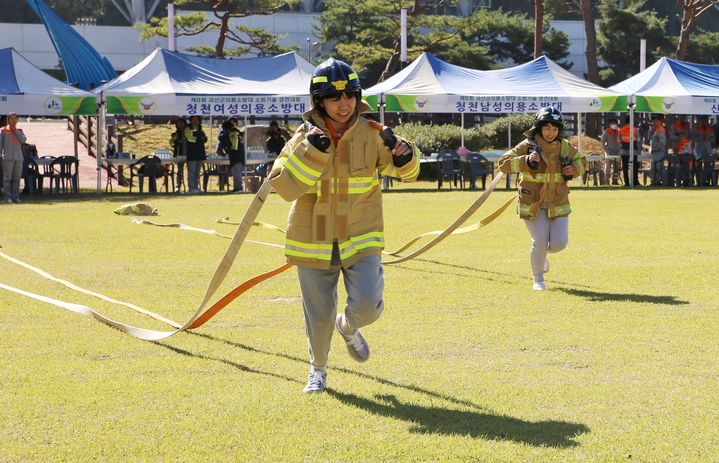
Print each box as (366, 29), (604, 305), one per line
(609, 57), (719, 114)
(26, 0), (116, 90)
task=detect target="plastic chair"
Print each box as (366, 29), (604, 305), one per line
(464, 153), (494, 190)
(202, 161), (230, 192)
(437, 151), (463, 189)
(36, 156), (57, 193)
(129, 155), (165, 193)
(49, 156), (79, 193)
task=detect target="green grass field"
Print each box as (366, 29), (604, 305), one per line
(1, 183), (718, 462)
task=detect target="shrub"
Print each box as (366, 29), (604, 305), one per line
(393, 113), (535, 154)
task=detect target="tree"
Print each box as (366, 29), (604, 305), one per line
(316, 0), (570, 86)
(597, 0), (673, 86)
(675, 0), (719, 60)
(138, 0), (300, 57)
(534, 0), (543, 58)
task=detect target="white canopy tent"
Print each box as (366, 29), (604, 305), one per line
(0, 47), (96, 115)
(365, 53), (627, 115)
(610, 57), (719, 115)
(97, 48), (314, 117)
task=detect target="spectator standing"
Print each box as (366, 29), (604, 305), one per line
(217, 117), (245, 193)
(186, 115), (207, 194)
(1, 112), (27, 203)
(265, 120), (287, 156)
(649, 116), (668, 186)
(693, 115), (716, 186)
(170, 117), (188, 192)
(620, 116), (640, 187)
(668, 114), (691, 186)
(600, 117), (622, 185)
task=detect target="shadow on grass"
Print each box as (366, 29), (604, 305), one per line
(163, 334), (590, 447)
(556, 287), (689, 305)
(152, 340), (302, 386)
(395, 257), (594, 289)
(327, 391), (589, 447)
(187, 331), (488, 411)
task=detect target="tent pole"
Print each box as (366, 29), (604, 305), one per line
(577, 113), (583, 153)
(460, 113), (465, 147)
(629, 105), (635, 187)
(97, 98), (105, 194)
(506, 118), (512, 189)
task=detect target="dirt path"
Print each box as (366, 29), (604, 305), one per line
(21, 119), (111, 190)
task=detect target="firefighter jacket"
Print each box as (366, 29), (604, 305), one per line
(269, 101), (420, 269)
(498, 133), (586, 220)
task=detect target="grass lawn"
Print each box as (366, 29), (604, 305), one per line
(1, 183), (718, 462)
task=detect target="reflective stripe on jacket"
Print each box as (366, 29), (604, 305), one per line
(498, 136), (586, 220)
(269, 102), (420, 269)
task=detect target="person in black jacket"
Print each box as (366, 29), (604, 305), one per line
(186, 115), (207, 193)
(218, 117), (245, 192)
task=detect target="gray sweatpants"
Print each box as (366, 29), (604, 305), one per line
(297, 245), (384, 371)
(524, 208), (569, 283)
(2, 159), (23, 201)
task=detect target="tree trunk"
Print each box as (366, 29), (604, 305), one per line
(215, 12), (230, 58)
(580, 0), (601, 136)
(534, 0), (543, 58)
(675, 0), (719, 60)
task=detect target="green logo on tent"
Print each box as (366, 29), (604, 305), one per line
(636, 96), (673, 113)
(106, 96), (156, 115)
(594, 96), (628, 112)
(43, 96), (96, 115)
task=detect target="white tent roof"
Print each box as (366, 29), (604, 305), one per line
(364, 53), (626, 114)
(609, 57), (719, 114)
(98, 49), (315, 116)
(0, 47), (96, 115)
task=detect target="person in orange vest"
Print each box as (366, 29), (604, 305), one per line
(649, 115), (668, 186)
(619, 115), (639, 186)
(600, 117), (621, 185)
(668, 114), (691, 186)
(0, 112), (27, 203)
(693, 115), (716, 186)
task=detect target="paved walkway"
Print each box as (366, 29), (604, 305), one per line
(21, 119), (110, 190)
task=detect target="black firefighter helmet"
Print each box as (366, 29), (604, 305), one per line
(533, 106), (564, 131)
(309, 58), (362, 108)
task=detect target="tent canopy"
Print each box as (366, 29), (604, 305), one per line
(364, 53), (626, 114)
(99, 49), (314, 116)
(0, 47), (96, 115)
(609, 57), (719, 114)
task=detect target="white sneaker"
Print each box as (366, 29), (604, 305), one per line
(533, 281), (547, 291)
(543, 258), (550, 273)
(303, 368), (327, 393)
(335, 314), (369, 362)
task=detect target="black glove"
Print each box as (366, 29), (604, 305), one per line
(561, 157), (574, 180)
(305, 120), (330, 152)
(527, 145), (541, 170)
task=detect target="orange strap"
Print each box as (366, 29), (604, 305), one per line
(189, 263), (293, 329)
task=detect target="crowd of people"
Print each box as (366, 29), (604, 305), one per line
(168, 116), (288, 194)
(600, 113), (719, 187)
